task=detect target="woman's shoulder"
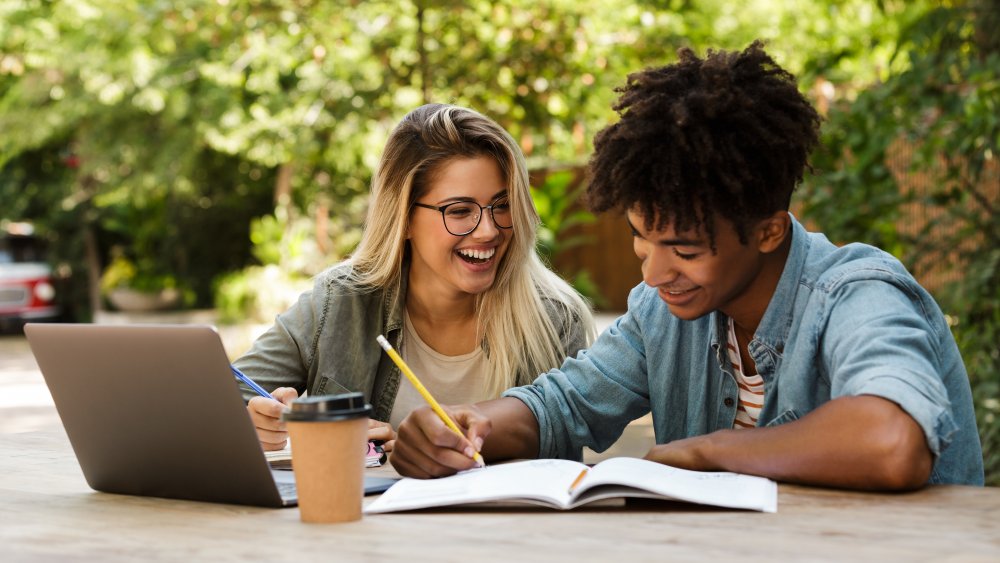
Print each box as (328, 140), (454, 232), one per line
(310, 262), (386, 302)
(313, 261), (355, 285)
(535, 279), (593, 334)
(538, 291), (576, 318)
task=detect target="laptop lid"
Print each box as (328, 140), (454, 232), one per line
(24, 323), (396, 508)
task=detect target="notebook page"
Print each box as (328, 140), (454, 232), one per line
(365, 459), (588, 513)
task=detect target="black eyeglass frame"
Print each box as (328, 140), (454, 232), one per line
(413, 199), (513, 236)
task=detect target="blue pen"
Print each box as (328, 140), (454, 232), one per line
(234, 365), (386, 466)
(231, 365), (275, 400)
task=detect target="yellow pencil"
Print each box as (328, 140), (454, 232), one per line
(567, 467), (589, 494)
(376, 335), (486, 467)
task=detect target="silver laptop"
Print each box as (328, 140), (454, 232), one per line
(24, 323), (398, 508)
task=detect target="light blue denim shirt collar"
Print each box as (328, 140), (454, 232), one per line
(710, 215), (809, 376)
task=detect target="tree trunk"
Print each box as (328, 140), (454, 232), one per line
(417, 4), (429, 104)
(274, 162), (294, 206)
(82, 218), (102, 317)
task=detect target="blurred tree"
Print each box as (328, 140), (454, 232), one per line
(0, 0), (945, 316)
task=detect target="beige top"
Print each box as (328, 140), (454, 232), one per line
(388, 312), (491, 428)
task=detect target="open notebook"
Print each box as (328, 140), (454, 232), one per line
(366, 457), (777, 513)
(25, 323), (397, 508)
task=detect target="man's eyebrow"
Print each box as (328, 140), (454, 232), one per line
(626, 218), (704, 245)
(657, 236), (704, 246)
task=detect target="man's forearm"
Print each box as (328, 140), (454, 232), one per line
(477, 397), (541, 462)
(650, 395), (934, 490)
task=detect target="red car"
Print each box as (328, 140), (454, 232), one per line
(0, 223), (61, 330)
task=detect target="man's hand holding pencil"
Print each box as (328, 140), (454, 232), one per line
(376, 334), (487, 476)
(390, 403), (492, 478)
(390, 393), (540, 478)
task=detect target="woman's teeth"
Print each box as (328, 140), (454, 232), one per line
(458, 248), (495, 263)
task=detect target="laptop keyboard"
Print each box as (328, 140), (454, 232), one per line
(276, 480), (298, 500)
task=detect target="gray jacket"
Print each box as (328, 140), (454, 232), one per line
(234, 261), (590, 421)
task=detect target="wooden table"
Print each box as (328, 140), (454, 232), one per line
(1, 431), (997, 561)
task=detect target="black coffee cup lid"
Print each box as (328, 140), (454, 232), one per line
(281, 392), (372, 422)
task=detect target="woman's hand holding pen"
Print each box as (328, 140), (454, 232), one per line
(247, 386), (397, 452)
(247, 387), (298, 451)
(390, 404), (490, 479)
(368, 420), (397, 452)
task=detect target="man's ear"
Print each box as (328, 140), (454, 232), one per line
(755, 211), (791, 254)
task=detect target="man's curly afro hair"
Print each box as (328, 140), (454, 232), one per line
(586, 40), (821, 248)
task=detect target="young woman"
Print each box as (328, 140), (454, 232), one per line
(237, 103), (596, 452)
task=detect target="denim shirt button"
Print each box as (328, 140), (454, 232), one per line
(724, 397), (734, 407)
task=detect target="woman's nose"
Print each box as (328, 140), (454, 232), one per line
(470, 208), (501, 238)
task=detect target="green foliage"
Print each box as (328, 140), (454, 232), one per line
(1, 0), (931, 316)
(954, 280), (1000, 485)
(532, 170), (596, 260)
(98, 254), (139, 294)
(531, 169), (604, 307)
(801, 84), (908, 255)
(215, 202), (353, 323)
(250, 210), (303, 268)
(98, 250), (195, 307)
(800, 0), (1000, 484)
(214, 264), (312, 324)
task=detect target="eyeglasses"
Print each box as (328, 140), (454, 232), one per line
(413, 198), (513, 236)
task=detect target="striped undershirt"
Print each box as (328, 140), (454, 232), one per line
(726, 317), (765, 429)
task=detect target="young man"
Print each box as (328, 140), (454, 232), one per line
(388, 41), (985, 489)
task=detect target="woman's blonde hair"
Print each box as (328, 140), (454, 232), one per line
(350, 104), (595, 396)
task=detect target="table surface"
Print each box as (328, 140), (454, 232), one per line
(1, 430), (998, 562)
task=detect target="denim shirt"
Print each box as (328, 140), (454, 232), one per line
(235, 261), (590, 422)
(505, 217), (984, 485)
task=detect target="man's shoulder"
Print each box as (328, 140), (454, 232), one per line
(801, 234), (920, 293)
(793, 234), (944, 330)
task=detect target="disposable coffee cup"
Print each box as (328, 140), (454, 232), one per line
(282, 393), (371, 523)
